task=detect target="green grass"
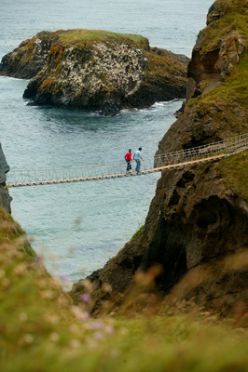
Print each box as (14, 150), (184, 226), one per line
(200, 13), (248, 55)
(1, 208), (248, 371)
(186, 0), (248, 116)
(217, 150), (248, 201)
(0, 209), (34, 256)
(185, 52), (248, 136)
(199, 0), (248, 55)
(198, 55), (248, 109)
(131, 225), (145, 241)
(56, 29), (149, 49)
(144, 50), (187, 83)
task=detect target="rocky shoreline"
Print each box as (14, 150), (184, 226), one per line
(0, 30), (188, 115)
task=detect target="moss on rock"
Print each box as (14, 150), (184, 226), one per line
(218, 150), (248, 201)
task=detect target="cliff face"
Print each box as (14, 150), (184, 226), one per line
(158, 0), (248, 152)
(0, 30), (188, 115)
(0, 187), (11, 214)
(72, 0), (248, 316)
(0, 143), (11, 213)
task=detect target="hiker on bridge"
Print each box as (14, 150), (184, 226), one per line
(124, 149), (133, 173)
(133, 147), (143, 174)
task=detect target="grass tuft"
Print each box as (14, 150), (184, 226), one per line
(56, 29), (149, 49)
(218, 150), (248, 201)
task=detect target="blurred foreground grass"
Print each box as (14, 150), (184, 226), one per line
(0, 209), (248, 372)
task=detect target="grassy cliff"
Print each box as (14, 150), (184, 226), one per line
(1, 208), (248, 371)
(218, 150), (248, 201)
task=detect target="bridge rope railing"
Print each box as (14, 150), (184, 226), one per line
(154, 132), (248, 166)
(7, 132), (248, 188)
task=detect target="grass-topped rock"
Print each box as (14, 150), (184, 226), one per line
(0, 29), (188, 115)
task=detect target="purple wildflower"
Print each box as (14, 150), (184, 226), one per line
(95, 332), (104, 341)
(80, 293), (92, 304)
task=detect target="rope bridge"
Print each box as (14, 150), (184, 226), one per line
(7, 133), (248, 188)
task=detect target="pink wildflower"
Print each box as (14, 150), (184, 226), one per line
(80, 293), (92, 304)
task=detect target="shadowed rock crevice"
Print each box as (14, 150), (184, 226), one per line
(186, 195), (248, 268)
(141, 217), (188, 291)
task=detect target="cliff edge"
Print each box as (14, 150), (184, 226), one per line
(72, 0), (248, 317)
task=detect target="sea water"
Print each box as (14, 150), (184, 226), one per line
(0, 0), (213, 282)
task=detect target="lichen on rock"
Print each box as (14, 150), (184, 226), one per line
(0, 29), (188, 115)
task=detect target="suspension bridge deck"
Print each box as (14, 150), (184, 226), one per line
(7, 154), (226, 188)
(7, 133), (248, 188)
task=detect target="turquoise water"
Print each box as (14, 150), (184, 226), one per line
(0, 0), (213, 282)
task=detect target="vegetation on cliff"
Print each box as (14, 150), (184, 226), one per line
(218, 150), (248, 201)
(1, 208), (248, 371)
(57, 29), (149, 48)
(177, 0), (248, 147)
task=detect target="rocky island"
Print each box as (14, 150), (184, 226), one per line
(0, 30), (188, 115)
(72, 0), (248, 317)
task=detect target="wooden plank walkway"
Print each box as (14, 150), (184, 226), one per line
(7, 153), (225, 188)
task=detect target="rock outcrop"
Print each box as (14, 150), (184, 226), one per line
(0, 143), (11, 213)
(0, 30), (188, 115)
(72, 0), (248, 317)
(0, 187), (11, 214)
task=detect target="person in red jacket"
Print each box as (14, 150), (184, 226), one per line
(124, 149), (133, 173)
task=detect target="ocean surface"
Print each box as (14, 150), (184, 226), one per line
(0, 0), (213, 283)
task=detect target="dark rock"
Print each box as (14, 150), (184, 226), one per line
(0, 143), (11, 213)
